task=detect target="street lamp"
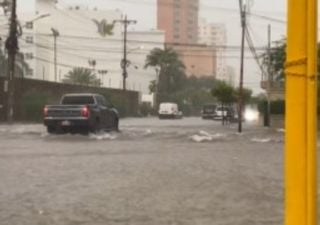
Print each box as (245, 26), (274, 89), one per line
(21, 13), (50, 28)
(16, 13), (51, 36)
(51, 28), (59, 82)
(30, 13), (50, 23)
(127, 45), (144, 54)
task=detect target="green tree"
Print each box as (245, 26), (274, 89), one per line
(149, 80), (156, 94)
(211, 81), (236, 105)
(145, 48), (186, 98)
(0, 49), (30, 78)
(63, 67), (101, 87)
(235, 87), (253, 104)
(211, 81), (236, 124)
(261, 39), (286, 81)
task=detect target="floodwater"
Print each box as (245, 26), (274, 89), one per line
(0, 117), (285, 225)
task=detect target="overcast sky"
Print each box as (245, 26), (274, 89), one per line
(17, 0), (287, 93)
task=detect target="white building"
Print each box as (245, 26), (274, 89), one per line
(198, 18), (227, 81)
(226, 65), (236, 87)
(9, 0), (165, 96)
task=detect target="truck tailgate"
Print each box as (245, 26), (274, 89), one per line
(46, 105), (85, 118)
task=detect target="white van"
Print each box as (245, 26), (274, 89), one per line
(158, 102), (183, 119)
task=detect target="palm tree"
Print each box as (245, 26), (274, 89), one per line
(63, 67), (101, 87)
(92, 19), (115, 37)
(145, 48), (185, 95)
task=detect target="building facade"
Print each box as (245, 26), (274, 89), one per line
(157, 0), (199, 44)
(226, 65), (236, 87)
(157, 0), (216, 77)
(169, 44), (216, 78)
(1, 0), (165, 96)
(198, 18), (227, 81)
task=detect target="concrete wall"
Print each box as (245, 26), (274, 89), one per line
(0, 78), (140, 122)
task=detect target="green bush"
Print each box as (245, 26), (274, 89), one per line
(258, 100), (285, 115)
(22, 94), (49, 121)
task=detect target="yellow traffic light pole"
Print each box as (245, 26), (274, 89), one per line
(286, 0), (317, 225)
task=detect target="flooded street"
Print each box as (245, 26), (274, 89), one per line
(0, 118), (284, 225)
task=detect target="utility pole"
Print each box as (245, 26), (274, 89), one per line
(114, 15), (137, 91)
(5, 0), (18, 123)
(265, 24), (271, 127)
(51, 28), (59, 82)
(238, 0), (246, 133)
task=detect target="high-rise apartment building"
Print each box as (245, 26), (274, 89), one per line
(157, 0), (217, 77)
(198, 18), (227, 81)
(157, 0), (199, 44)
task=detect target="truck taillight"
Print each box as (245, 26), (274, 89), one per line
(43, 106), (48, 117)
(81, 106), (89, 118)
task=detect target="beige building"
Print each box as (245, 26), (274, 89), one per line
(157, 0), (199, 44)
(157, 1), (216, 78)
(226, 66), (236, 87)
(198, 18), (227, 81)
(168, 44), (216, 78)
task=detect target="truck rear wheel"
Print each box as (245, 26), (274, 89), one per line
(47, 126), (56, 134)
(113, 117), (119, 131)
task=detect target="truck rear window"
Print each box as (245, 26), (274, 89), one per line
(61, 96), (95, 105)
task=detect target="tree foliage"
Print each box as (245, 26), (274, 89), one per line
(0, 49), (30, 78)
(63, 67), (101, 87)
(211, 81), (236, 105)
(261, 39), (286, 81)
(145, 47), (186, 95)
(235, 87), (253, 104)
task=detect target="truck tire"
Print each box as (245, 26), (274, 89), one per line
(89, 118), (100, 133)
(47, 126), (56, 134)
(113, 117), (119, 131)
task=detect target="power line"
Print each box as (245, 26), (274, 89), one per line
(20, 37), (258, 60)
(24, 31), (267, 51)
(245, 26), (266, 76)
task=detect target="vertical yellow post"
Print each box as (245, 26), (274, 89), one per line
(285, 0), (317, 225)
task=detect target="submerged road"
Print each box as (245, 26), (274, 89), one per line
(0, 117), (286, 225)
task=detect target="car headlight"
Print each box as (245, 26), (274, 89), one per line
(244, 109), (259, 121)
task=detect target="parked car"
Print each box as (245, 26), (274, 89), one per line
(43, 93), (119, 134)
(213, 106), (237, 121)
(158, 102), (183, 119)
(201, 104), (217, 119)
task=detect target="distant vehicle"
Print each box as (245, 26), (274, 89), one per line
(201, 104), (217, 119)
(213, 106), (237, 121)
(158, 102), (183, 119)
(43, 93), (119, 134)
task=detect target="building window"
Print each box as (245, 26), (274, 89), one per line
(25, 22), (33, 29)
(26, 68), (33, 76)
(26, 36), (34, 44)
(25, 53), (33, 60)
(174, 34), (180, 39)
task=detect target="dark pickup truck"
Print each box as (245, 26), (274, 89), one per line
(43, 93), (119, 134)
